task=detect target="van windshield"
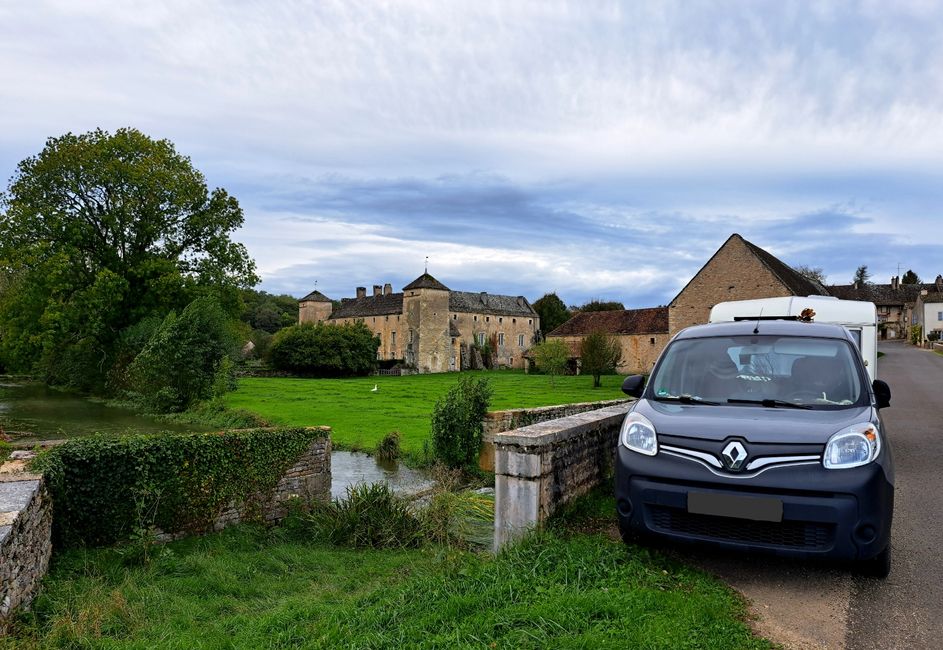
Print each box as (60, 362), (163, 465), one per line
(649, 335), (866, 409)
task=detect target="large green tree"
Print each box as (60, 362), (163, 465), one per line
(579, 330), (621, 388)
(532, 292), (571, 337)
(901, 269), (920, 285)
(0, 128), (258, 391)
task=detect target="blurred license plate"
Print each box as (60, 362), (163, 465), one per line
(687, 492), (783, 522)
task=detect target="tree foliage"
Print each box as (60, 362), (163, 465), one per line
(580, 331), (621, 388)
(0, 128), (257, 391)
(430, 376), (492, 469)
(794, 265), (826, 285)
(530, 338), (570, 385)
(853, 265), (871, 285)
(901, 269), (921, 285)
(574, 300), (625, 313)
(240, 288), (298, 334)
(128, 296), (239, 413)
(269, 322), (379, 376)
(532, 293), (571, 336)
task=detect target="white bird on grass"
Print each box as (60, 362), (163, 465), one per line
(371, 384), (378, 392)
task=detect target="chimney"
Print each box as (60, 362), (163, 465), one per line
(891, 276), (899, 290)
(384, 283), (392, 295)
(356, 286), (366, 299)
(936, 275), (943, 291)
(853, 281), (858, 290)
(373, 285), (382, 297)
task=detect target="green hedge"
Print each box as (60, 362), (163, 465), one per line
(33, 427), (327, 548)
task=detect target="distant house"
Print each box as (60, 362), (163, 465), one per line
(913, 276), (943, 343)
(546, 307), (669, 375)
(298, 273), (539, 373)
(827, 277), (937, 340)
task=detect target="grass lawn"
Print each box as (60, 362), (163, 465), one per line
(225, 371), (626, 453)
(4, 492), (771, 649)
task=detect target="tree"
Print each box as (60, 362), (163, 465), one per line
(530, 339), (569, 386)
(532, 293), (570, 337)
(574, 300), (625, 313)
(580, 331), (622, 388)
(794, 265), (826, 285)
(901, 269), (921, 285)
(853, 265), (871, 285)
(269, 322), (379, 376)
(128, 296), (238, 412)
(0, 128), (257, 391)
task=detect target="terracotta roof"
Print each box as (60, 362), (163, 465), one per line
(827, 283), (933, 305)
(299, 290), (332, 302)
(738, 237), (830, 297)
(403, 273), (449, 291)
(448, 291), (536, 317)
(548, 307), (669, 337)
(330, 292), (404, 319)
(919, 291), (943, 304)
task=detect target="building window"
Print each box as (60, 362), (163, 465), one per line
(409, 330), (414, 343)
(528, 319), (532, 325)
(509, 357), (513, 365)
(451, 337), (456, 344)
(650, 337), (655, 344)
(453, 314), (457, 319)
(938, 311), (943, 321)
(499, 317), (503, 323)
(498, 333), (505, 346)
(391, 331), (397, 347)
(474, 315), (477, 322)
(477, 332), (485, 346)
(513, 318), (516, 323)
(518, 334), (524, 347)
(486, 316), (490, 322)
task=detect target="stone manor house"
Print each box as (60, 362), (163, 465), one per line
(298, 273), (539, 373)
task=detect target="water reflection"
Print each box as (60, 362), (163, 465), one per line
(331, 450), (433, 499)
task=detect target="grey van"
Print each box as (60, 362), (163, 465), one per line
(615, 320), (894, 577)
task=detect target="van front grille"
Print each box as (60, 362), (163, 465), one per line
(647, 505), (834, 550)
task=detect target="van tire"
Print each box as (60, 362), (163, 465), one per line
(859, 545), (891, 579)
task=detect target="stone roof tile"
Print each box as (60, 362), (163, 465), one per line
(548, 307), (669, 337)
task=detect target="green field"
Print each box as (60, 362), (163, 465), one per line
(225, 371), (626, 453)
(4, 492), (770, 649)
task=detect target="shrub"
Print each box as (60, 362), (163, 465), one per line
(580, 330), (622, 387)
(430, 376), (492, 468)
(269, 321), (379, 376)
(31, 427), (326, 548)
(911, 324), (923, 345)
(376, 431), (401, 462)
(128, 296), (239, 412)
(530, 338), (570, 385)
(304, 482), (423, 549)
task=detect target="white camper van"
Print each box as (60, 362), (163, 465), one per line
(709, 296), (878, 381)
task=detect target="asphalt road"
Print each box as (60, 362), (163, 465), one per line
(661, 341), (943, 649)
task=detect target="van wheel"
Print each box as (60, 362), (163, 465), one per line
(859, 545), (891, 579)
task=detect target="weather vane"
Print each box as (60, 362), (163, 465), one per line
(425, 256), (429, 274)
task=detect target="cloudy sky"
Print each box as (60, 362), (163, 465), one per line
(2, 1), (942, 307)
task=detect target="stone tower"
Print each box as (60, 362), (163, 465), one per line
(402, 272), (450, 373)
(298, 290), (333, 324)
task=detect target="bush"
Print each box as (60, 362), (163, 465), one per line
(376, 431), (401, 462)
(580, 330), (622, 388)
(530, 338), (570, 385)
(430, 376), (492, 468)
(269, 321), (379, 376)
(304, 482), (423, 549)
(31, 427), (326, 548)
(911, 325), (923, 345)
(128, 296), (239, 413)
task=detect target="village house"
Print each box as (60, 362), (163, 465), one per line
(298, 272), (539, 373)
(913, 275), (943, 343)
(827, 276), (939, 340)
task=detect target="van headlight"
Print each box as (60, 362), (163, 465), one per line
(823, 423), (881, 469)
(621, 412), (658, 456)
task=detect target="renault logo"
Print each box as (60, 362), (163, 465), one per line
(721, 441), (748, 471)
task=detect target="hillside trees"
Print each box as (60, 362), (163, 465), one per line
(0, 128), (257, 392)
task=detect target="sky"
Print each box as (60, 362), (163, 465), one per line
(1, 0), (942, 308)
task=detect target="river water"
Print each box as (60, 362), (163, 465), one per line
(1, 379), (431, 498)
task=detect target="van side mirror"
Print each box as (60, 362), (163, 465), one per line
(622, 375), (646, 398)
(872, 379), (891, 409)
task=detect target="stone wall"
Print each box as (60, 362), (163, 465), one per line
(157, 434), (331, 542)
(493, 403), (631, 548)
(0, 477), (52, 634)
(450, 311), (538, 369)
(479, 399), (631, 471)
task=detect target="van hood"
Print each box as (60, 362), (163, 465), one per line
(633, 399), (875, 445)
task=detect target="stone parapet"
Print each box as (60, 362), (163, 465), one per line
(0, 478), (52, 634)
(479, 399), (631, 471)
(493, 403), (631, 549)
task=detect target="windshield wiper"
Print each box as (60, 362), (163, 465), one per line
(727, 398), (813, 410)
(653, 394), (721, 405)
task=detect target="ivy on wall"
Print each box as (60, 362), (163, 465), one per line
(32, 427), (327, 548)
